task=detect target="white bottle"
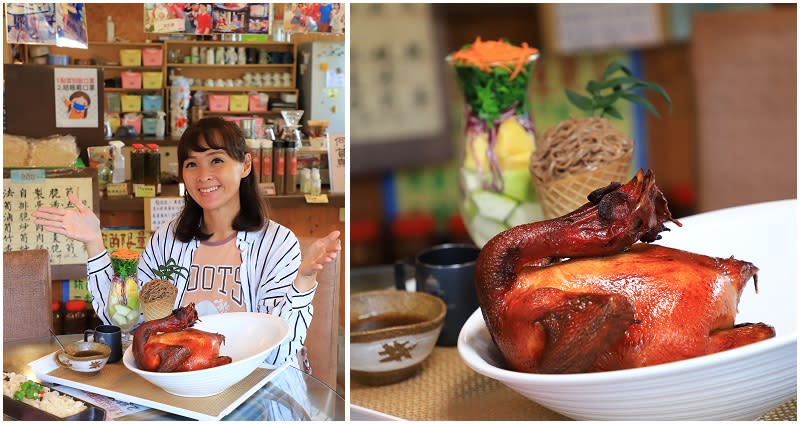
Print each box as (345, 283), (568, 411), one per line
(106, 16), (115, 43)
(109, 140), (126, 184)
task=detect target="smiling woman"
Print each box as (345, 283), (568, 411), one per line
(31, 117), (341, 371)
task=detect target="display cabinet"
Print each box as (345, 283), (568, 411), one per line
(163, 40), (299, 126)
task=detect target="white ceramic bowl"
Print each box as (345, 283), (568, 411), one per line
(123, 312), (288, 397)
(458, 199), (797, 420)
(56, 341), (111, 373)
(350, 290), (446, 385)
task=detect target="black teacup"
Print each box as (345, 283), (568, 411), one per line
(395, 243), (481, 346)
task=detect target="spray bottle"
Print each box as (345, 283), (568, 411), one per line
(109, 140), (126, 184)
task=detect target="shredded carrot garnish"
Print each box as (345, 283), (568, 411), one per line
(450, 37), (539, 81)
(111, 248), (140, 261)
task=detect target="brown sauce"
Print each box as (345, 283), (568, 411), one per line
(351, 314), (426, 332)
(71, 350), (103, 358)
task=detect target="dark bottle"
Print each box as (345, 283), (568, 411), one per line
(145, 143), (161, 194)
(130, 143), (147, 185)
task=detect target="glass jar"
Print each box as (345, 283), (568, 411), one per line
(260, 139), (273, 183)
(246, 139), (262, 182)
(130, 143), (147, 185)
(448, 48), (544, 247)
(145, 143), (161, 194)
(272, 141), (286, 195)
(284, 140), (298, 194)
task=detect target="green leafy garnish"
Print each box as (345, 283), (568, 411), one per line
(150, 258), (189, 282)
(13, 380), (46, 401)
(454, 62), (535, 126)
(565, 60), (671, 119)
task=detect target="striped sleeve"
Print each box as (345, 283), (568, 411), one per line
(255, 222), (316, 366)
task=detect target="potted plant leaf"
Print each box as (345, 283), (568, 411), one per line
(529, 60), (671, 219)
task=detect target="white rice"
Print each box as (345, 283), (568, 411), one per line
(3, 372), (86, 418)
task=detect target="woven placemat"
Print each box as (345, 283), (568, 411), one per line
(350, 347), (796, 421)
(350, 348), (568, 420)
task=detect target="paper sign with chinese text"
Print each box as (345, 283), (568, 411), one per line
(327, 133), (345, 193)
(3, 177), (92, 264)
(145, 197), (185, 233)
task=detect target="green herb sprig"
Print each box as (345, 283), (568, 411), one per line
(14, 380), (46, 401)
(454, 63), (534, 125)
(565, 60), (672, 120)
(150, 258), (189, 282)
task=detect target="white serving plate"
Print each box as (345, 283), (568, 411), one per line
(458, 199), (797, 420)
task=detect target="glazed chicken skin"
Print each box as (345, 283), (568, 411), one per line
(476, 170), (775, 374)
(132, 303), (232, 372)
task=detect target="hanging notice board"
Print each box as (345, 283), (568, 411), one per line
(540, 4), (667, 55)
(2, 168), (99, 280)
(144, 196), (185, 233)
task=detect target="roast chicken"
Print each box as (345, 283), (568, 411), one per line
(132, 303), (232, 372)
(475, 169), (775, 374)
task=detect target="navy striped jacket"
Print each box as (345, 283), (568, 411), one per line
(86, 218), (314, 367)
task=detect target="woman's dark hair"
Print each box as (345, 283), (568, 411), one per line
(174, 117), (268, 242)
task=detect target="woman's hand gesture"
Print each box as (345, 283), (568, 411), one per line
(31, 191), (105, 256)
(299, 230), (341, 277)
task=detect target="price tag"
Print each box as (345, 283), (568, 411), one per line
(304, 194), (329, 204)
(106, 183), (129, 197)
(134, 184), (156, 198)
(259, 182), (276, 196)
(10, 169), (45, 183)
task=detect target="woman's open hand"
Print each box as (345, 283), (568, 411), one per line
(299, 230), (341, 277)
(31, 191), (105, 256)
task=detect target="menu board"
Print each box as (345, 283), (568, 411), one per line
(3, 174), (93, 265)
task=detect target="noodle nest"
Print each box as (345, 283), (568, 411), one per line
(530, 117), (633, 184)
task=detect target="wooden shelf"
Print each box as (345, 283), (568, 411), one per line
(186, 86), (298, 92)
(166, 63), (293, 68)
(101, 65), (164, 71)
(104, 87), (163, 93)
(165, 40), (293, 48)
(202, 110), (282, 115)
(101, 183), (344, 211)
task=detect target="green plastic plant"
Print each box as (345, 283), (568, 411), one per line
(150, 258), (189, 282)
(565, 60), (672, 120)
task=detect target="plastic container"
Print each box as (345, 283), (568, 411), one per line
(119, 49), (142, 67)
(142, 95), (163, 112)
(109, 140), (126, 184)
(142, 48), (162, 66)
(121, 71), (143, 89)
(249, 94), (269, 112)
(142, 72), (163, 89)
(142, 117), (157, 136)
(310, 167), (322, 195)
(120, 95), (142, 112)
(107, 93), (121, 112)
(106, 16), (115, 43)
(208, 94), (229, 112)
(229, 95), (249, 112)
